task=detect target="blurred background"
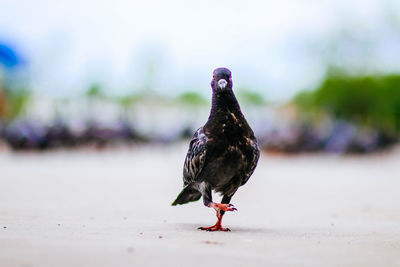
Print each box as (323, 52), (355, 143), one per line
(1, 0), (400, 154)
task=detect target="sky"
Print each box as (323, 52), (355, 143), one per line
(1, 0), (400, 101)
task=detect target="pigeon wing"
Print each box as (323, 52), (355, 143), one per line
(183, 127), (207, 185)
(241, 142), (260, 186)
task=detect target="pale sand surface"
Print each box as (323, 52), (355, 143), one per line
(0, 143), (399, 267)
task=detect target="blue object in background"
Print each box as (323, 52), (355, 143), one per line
(0, 43), (22, 68)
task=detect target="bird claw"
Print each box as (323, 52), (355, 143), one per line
(206, 228), (230, 232)
(228, 204), (237, 211)
(198, 226), (231, 232)
(213, 203), (237, 212)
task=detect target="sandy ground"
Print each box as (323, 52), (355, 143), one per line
(0, 143), (400, 267)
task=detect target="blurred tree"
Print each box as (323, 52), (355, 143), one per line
(0, 42), (28, 120)
(116, 95), (136, 111)
(1, 87), (31, 120)
(86, 83), (104, 99)
(176, 91), (208, 106)
(0, 78), (4, 118)
(293, 72), (400, 136)
(237, 88), (266, 106)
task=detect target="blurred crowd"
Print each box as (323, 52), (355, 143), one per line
(259, 119), (396, 154)
(0, 108), (397, 154)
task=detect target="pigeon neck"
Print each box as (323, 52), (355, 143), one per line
(210, 90), (242, 117)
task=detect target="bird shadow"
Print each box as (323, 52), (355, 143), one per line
(174, 223), (271, 234)
(172, 223), (333, 238)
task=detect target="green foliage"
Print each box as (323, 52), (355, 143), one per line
(237, 88), (266, 106)
(3, 87), (31, 120)
(176, 91), (208, 106)
(85, 83), (104, 98)
(293, 73), (400, 134)
(113, 93), (147, 109)
(293, 90), (315, 111)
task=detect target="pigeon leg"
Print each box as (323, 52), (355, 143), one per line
(198, 202), (237, 231)
(198, 184), (236, 231)
(219, 195), (232, 217)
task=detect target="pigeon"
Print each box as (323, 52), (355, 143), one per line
(172, 67), (260, 231)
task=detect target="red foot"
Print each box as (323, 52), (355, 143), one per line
(198, 224), (230, 231)
(198, 202), (237, 232)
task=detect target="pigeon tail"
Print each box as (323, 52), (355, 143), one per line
(171, 183), (201, 206)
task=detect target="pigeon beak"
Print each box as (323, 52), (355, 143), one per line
(217, 79), (227, 89)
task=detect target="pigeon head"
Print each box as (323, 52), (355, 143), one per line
(211, 67), (232, 93)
